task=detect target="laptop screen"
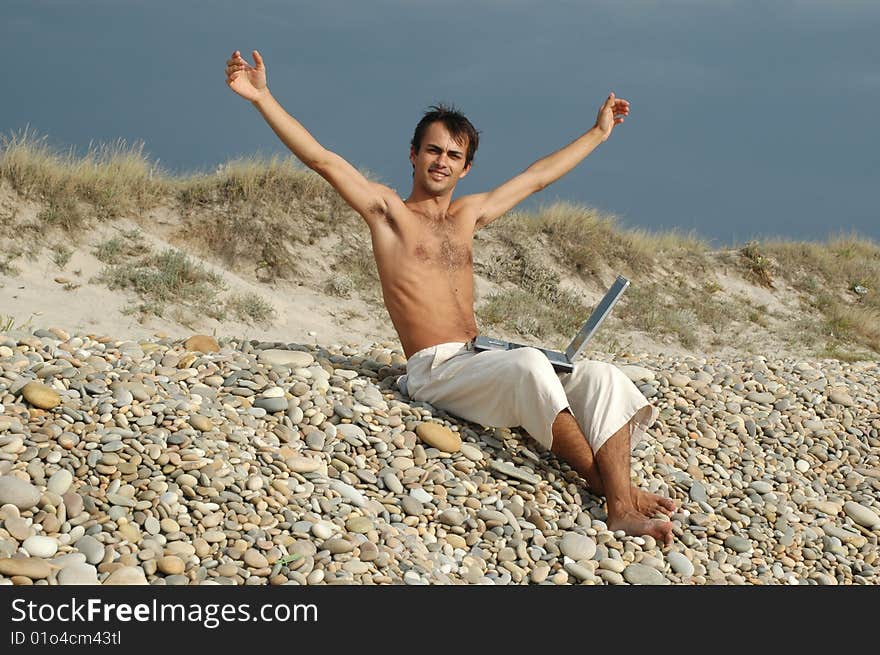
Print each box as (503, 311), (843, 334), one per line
(564, 275), (630, 361)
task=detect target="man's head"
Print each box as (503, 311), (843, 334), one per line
(411, 104), (480, 168)
(409, 104), (480, 195)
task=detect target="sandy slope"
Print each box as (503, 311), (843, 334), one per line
(0, 178), (872, 362)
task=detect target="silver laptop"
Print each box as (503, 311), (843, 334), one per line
(469, 275), (630, 373)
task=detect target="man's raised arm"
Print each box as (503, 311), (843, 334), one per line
(468, 93), (630, 230)
(225, 50), (389, 223)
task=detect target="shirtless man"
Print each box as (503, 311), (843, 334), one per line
(226, 49), (676, 544)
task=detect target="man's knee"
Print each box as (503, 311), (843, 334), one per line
(512, 347), (556, 375)
(571, 360), (623, 386)
(573, 360), (614, 375)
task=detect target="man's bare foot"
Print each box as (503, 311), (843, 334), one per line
(633, 487), (676, 517)
(607, 510), (673, 546)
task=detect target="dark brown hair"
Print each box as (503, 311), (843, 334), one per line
(411, 103), (480, 167)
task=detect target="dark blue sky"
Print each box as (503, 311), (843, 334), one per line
(3, 0), (878, 246)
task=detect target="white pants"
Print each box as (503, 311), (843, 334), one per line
(399, 342), (657, 453)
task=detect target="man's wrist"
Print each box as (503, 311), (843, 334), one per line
(250, 88), (271, 108)
(588, 125), (609, 143)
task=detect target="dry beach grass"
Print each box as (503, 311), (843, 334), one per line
(2, 128), (878, 361)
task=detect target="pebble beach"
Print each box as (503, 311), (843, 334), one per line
(1, 328), (878, 586)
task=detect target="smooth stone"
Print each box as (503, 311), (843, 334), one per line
(312, 522), (334, 540)
(284, 406), (306, 431)
(165, 542), (195, 558)
(329, 480), (367, 507)
(750, 480), (773, 494)
(260, 386), (284, 398)
(177, 473), (198, 488)
(598, 558), (626, 574)
(403, 571), (424, 585)
(161, 518), (181, 533)
(394, 454), (417, 471)
(102, 566), (149, 585)
(696, 437), (719, 449)
(619, 365), (655, 383)
(287, 457), (323, 474)
(0, 557), (52, 579)
(51, 553), (87, 567)
(564, 561), (594, 581)
(76, 535), (106, 565)
(254, 397), (289, 413)
(829, 391), (854, 407)
(822, 524), (867, 546)
(21, 381), (61, 409)
(336, 423), (367, 443)
(437, 510), (465, 527)
(0, 435), (23, 454)
(346, 516), (373, 533)
(47, 469), (74, 496)
(689, 482), (708, 504)
(259, 350), (314, 367)
(530, 565), (550, 583)
(358, 542), (379, 562)
(22, 535), (58, 558)
(410, 488), (433, 504)
(401, 496), (423, 517)
(106, 494), (136, 508)
(843, 501), (880, 529)
(156, 555), (186, 575)
(666, 552), (695, 577)
(559, 532), (597, 561)
(459, 444), (483, 461)
(724, 535), (752, 553)
(58, 563), (100, 585)
(144, 517), (161, 535)
(112, 388), (134, 407)
(0, 476), (42, 510)
(189, 414), (213, 432)
(4, 516), (31, 541)
(445, 535), (467, 550)
(322, 538), (355, 555)
(746, 391), (775, 404)
(244, 549), (269, 569)
(184, 335), (220, 353)
(382, 473), (403, 494)
(343, 560), (370, 575)
(811, 500), (843, 515)
(488, 460), (541, 485)
(415, 423), (461, 453)
(623, 563), (665, 585)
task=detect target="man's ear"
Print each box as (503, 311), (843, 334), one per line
(409, 146), (417, 170)
(458, 161), (472, 179)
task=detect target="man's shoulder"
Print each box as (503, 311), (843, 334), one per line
(449, 193), (486, 219)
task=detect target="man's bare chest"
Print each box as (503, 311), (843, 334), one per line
(408, 217), (474, 272)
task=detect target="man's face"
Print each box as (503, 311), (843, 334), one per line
(410, 122), (471, 195)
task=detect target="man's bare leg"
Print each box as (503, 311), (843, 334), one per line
(550, 410), (675, 543)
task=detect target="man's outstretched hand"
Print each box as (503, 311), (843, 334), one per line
(226, 50), (268, 102)
(594, 92), (630, 141)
